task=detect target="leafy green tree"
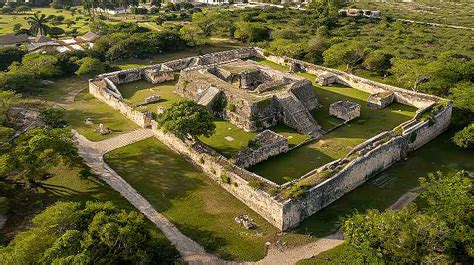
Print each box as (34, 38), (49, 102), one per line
(453, 123), (474, 149)
(75, 57), (105, 75)
(9, 128), (80, 183)
(323, 42), (367, 71)
(0, 90), (21, 124)
(40, 108), (67, 128)
(362, 50), (392, 75)
(156, 100), (215, 139)
(15, 5), (31, 14)
(27, 13), (50, 36)
(234, 21), (270, 43)
(179, 24), (204, 46)
(0, 201), (176, 264)
(390, 58), (431, 91)
(343, 171), (473, 263)
(191, 11), (224, 37)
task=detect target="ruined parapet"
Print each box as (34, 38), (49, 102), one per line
(233, 130), (289, 169)
(368, 91), (395, 109)
(316, 73), (337, 86)
(289, 62), (304, 73)
(144, 67), (174, 84)
(329, 101), (361, 122)
(240, 69), (270, 90)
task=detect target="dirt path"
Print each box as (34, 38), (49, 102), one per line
(397, 18), (474, 31)
(73, 130), (222, 264)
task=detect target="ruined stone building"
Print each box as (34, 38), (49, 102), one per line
(175, 59), (323, 137)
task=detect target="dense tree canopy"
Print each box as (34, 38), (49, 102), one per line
(156, 100), (215, 139)
(342, 171), (473, 263)
(0, 201), (176, 264)
(453, 123), (474, 149)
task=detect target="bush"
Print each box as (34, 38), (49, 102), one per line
(40, 108), (67, 128)
(248, 180), (263, 190)
(220, 174), (230, 184)
(453, 123), (474, 149)
(74, 57), (105, 75)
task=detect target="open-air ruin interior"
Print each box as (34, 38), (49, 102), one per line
(89, 47), (452, 231)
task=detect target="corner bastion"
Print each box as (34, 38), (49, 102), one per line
(88, 47), (452, 231)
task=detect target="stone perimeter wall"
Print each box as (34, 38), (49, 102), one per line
(89, 47), (452, 231)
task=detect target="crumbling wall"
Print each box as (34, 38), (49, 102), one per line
(280, 102), (452, 230)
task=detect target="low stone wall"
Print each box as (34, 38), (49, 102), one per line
(280, 102), (452, 230)
(150, 121), (285, 228)
(89, 80), (151, 128)
(254, 48), (443, 109)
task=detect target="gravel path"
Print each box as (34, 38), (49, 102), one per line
(73, 130), (222, 264)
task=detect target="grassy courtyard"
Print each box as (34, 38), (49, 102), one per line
(248, 60), (416, 184)
(199, 121), (310, 158)
(104, 138), (280, 261)
(118, 78), (184, 113)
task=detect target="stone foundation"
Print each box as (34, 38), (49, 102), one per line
(368, 92), (395, 109)
(329, 101), (361, 122)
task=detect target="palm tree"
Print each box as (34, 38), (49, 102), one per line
(27, 13), (49, 36)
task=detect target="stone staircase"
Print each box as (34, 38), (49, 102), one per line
(277, 92), (323, 137)
(197, 86), (220, 108)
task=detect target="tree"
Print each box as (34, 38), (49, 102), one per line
(15, 5), (31, 14)
(342, 171), (473, 263)
(156, 100), (215, 139)
(323, 42), (367, 71)
(40, 108), (67, 128)
(390, 58), (431, 91)
(27, 13), (50, 36)
(191, 11), (223, 37)
(0, 201), (177, 264)
(47, 26), (65, 37)
(453, 123), (474, 149)
(74, 57), (105, 75)
(362, 50), (392, 75)
(0, 90), (21, 125)
(9, 128), (80, 183)
(234, 21), (270, 43)
(179, 24), (204, 46)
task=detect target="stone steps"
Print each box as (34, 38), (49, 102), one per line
(277, 92), (323, 137)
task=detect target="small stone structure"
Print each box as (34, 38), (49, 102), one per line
(329, 101), (361, 122)
(367, 91), (395, 109)
(145, 95), (161, 104)
(316, 73), (337, 86)
(96, 123), (111, 135)
(235, 214), (258, 230)
(233, 130), (289, 169)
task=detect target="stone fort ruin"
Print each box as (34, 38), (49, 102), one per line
(89, 47), (452, 231)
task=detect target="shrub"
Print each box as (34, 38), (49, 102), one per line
(248, 180), (263, 190)
(453, 123), (474, 149)
(220, 174), (230, 184)
(268, 187), (278, 196)
(281, 184), (307, 199)
(74, 57), (105, 76)
(40, 108), (67, 128)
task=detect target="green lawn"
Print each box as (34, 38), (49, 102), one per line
(64, 90), (138, 141)
(0, 8), (90, 35)
(104, 138), (280, 261)
(294, 130), (474, 237)
(118, 78), (184, 113)
(199, 121), (310, 158)
(248, 60), (416, 184)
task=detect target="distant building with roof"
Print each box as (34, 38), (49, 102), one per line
(0, 34), (29, 47)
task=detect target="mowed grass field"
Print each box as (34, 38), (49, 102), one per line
(104, 138), (280, 261)
(248, 59), (416, 184)
(0, 8), (90, 35)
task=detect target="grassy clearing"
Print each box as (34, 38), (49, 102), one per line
(199, 121), (310, 158)
(248, 60), (416, 184)
(0, 8), (90, 35)
(104, 138), (280, 261)
(64, 90), (138, 141)
(118, 78), (184, 113)
(294, 130), (474, 237)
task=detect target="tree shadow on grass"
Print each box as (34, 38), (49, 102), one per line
(104, 139), (205, 212)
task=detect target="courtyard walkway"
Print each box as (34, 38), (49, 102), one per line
(73, 129), (222, 264)
(74, 128), (422, 265)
